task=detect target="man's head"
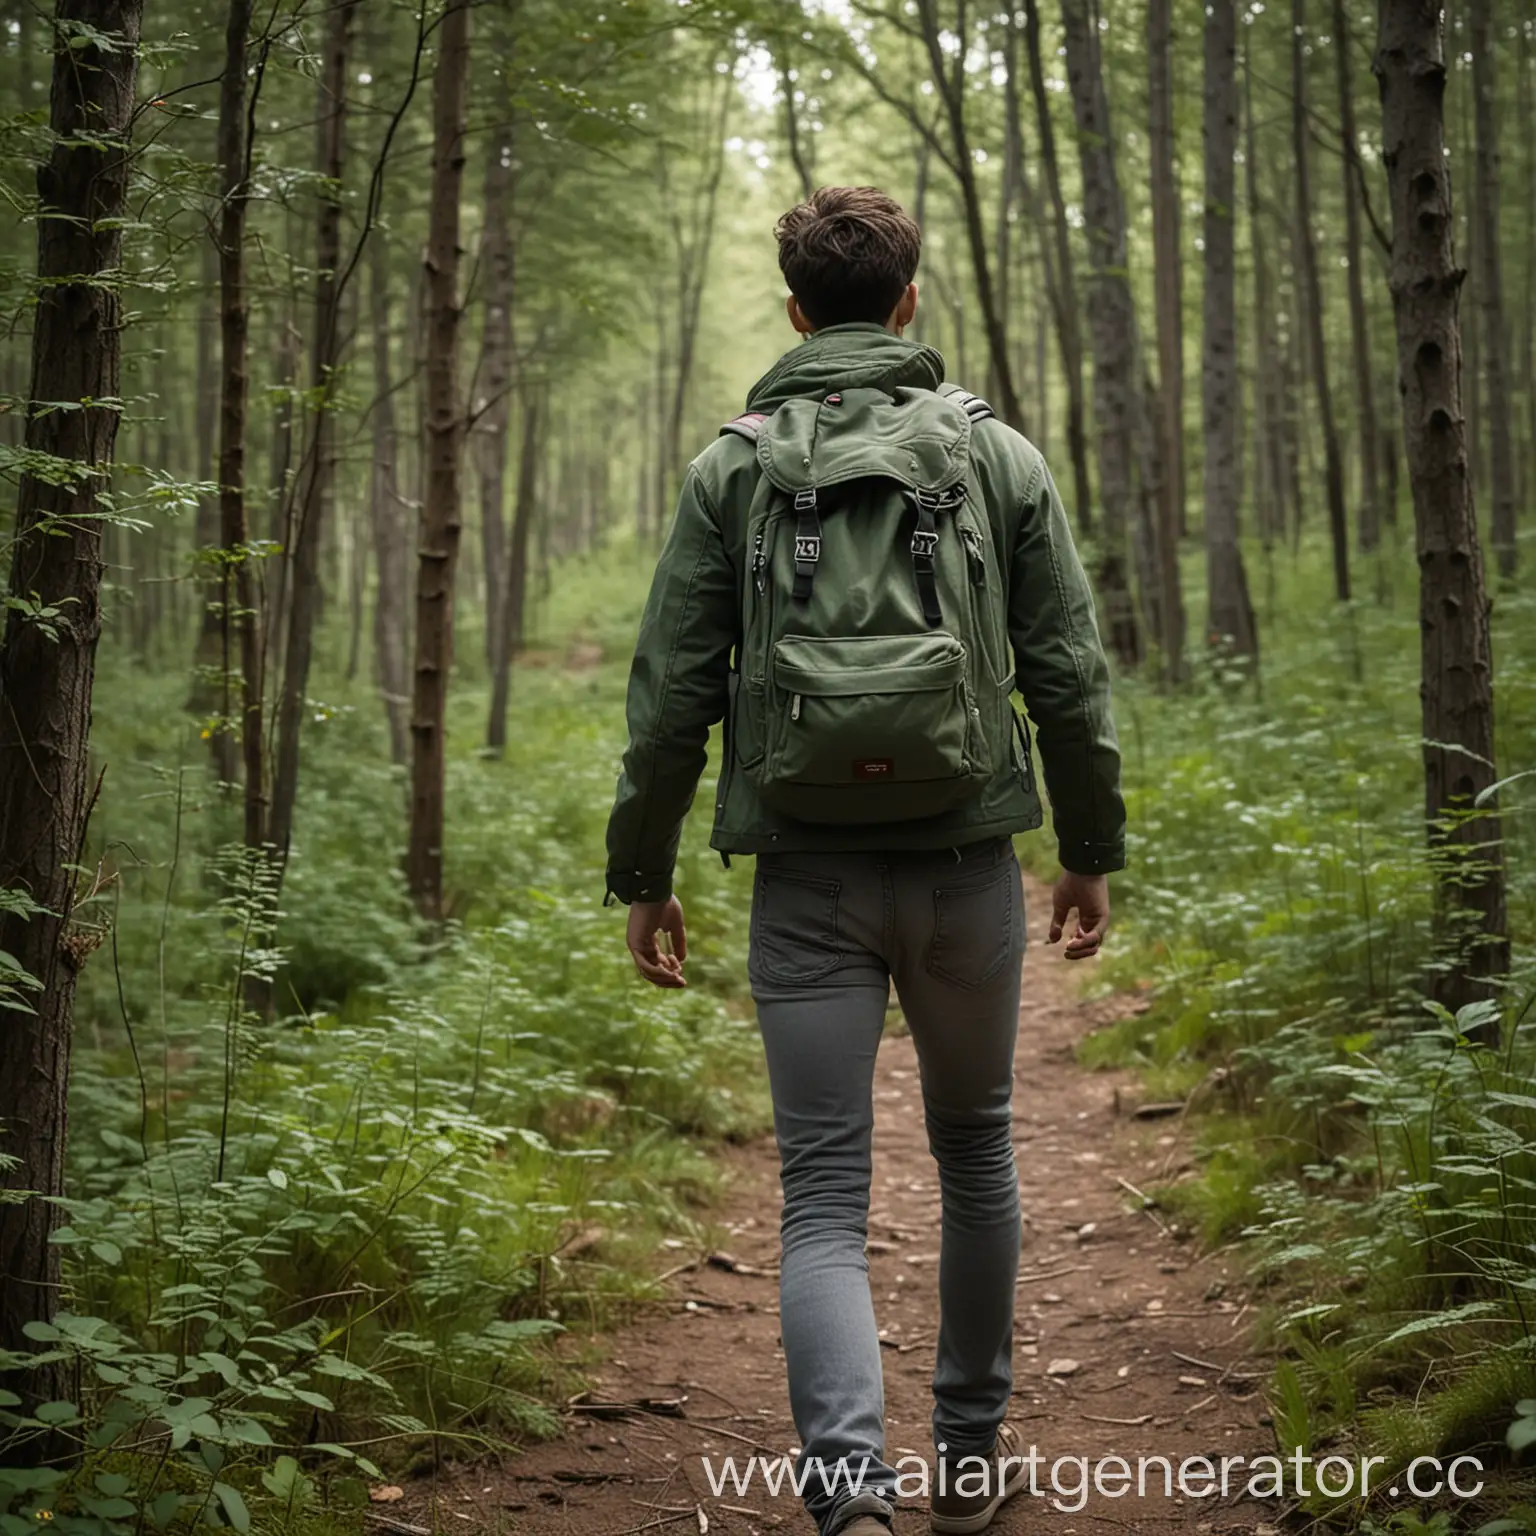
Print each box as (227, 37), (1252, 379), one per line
(774, 186), (921, 337)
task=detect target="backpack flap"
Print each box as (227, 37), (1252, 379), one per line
(755, 386), (972, 496)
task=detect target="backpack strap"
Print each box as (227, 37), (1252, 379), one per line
(791, 487), (821, 603)
(937, 382), (996, 423)
(720, 411), (769, 442)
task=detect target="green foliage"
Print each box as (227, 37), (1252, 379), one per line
(1080, 548), (1536, 1523)
(1, 554), (765, 1526)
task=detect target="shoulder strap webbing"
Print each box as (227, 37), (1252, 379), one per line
(720, 411), (769, 442)
(937, 383), (996, 423)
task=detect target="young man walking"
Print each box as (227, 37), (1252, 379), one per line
(605, 187), (1125, 1536)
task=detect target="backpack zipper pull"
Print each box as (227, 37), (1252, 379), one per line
(752, 530), (766, 593)
(791, 693), (802, 722)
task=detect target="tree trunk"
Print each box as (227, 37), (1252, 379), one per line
(1374, 0), (1509, 1012)
(1291, 0), (1351, 600)
(1060, 0), (1140, 666)
(0, 0), (140, 1435)
(215, 0), (267, 850)
(487, 387), (543, 752)
(1244, 39), (1284, 547)
(1203, 0), (1257, 662)
(406, 0), (471, 921)
(476, 125), (516, 674)
(1332, 0), (1382, 553)
(658, 72), (731, 509)
(779, 55), (815, 199)
(1468, 0), (1516, 581)
(190, 241), (237, 780)
(1021, 0), (1093, 535)
(1148, 0), (1186, 542)
(915, 0), (1026, 432)
(367, 234), (411, 765)
(268, 0), (359, 864)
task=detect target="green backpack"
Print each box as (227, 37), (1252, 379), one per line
(721, 382), (1015, 826)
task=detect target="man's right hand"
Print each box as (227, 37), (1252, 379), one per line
(626, 895), (688, 988)
(1048, 871), (1109, 960)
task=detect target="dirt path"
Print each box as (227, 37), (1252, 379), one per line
(401, 879), (1275, 1535)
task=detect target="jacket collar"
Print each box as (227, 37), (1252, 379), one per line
(744, 323), (947, 413)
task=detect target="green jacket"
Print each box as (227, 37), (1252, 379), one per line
(604, 323), (1125, 904)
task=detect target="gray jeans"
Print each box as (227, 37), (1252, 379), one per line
(748, 839), (1025, 1535)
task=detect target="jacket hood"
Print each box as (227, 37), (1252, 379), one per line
(744, 323), (947, 413)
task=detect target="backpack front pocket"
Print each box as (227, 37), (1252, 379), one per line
(759, 633), (982, 824)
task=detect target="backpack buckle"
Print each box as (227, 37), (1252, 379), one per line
(910, 529), (938, 559)
(793, 487), (818, 512)
(794, 534), (821, 563)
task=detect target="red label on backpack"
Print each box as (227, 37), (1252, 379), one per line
(852, 759), (894, 780)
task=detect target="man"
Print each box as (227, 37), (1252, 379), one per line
(605, 187), (1124, 1536)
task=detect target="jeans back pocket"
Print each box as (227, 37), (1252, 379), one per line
(750, 867), (843, 986)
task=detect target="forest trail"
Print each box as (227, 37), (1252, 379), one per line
(396, 879), (1277, 1536)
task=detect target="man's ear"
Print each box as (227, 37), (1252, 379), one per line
(786, 294), (816, 335)
(891, 282), (918, 333)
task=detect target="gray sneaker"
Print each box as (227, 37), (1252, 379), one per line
(929, 1422), (1029, 1535)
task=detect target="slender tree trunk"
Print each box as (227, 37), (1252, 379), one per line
(475, 126), (516, 673)
(1060, 0), (1141, 666)
(0, 0), (140, 1436)
(264, 276), (300, 661)
(1468, 0), (1516, 580)
(190, 241), (235, 779)
(1332, 0), (1382, 552)
(779, 56), (815, 199)
(406, 0), (471, 921)
(659, 73), (730, 506)
(1203, 0), (1257, 662)
(367, 235), (411, 764)
(215, 0), (267, 850)
(1291, 0), (1351, 599)
(1022, 0), (1093, 534)
(915, 0), (1026, 431)
(268, 0), (359, 864)
(1374, 0), (1509, 1012)
(486, 387), (542, 752)
(1148, 0), (1186, 541)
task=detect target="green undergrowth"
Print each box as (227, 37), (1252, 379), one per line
(1, 542), (765, 1535)
(1078, 534), (1536, 1529)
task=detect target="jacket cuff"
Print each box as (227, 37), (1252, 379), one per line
(603, 868), (674, 906)
(1057, 839), (1125, 877)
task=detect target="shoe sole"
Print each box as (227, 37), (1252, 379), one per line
(929, 1459), (1029, 1535)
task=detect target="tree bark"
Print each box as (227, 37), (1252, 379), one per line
(1245, 36), (1287, 548)
(1148, 0), (1186, 541)
(1332, 0), (1382, 553)
(914, 0), (1026, 432)
(1468, 0), (1516, 581)
(215, 0), (267, 849)
(1202, 0), (1257, 662)
(1374, 0), (1509, 1012)
(487, 386), (543, 752)
(268, 0), (359, 864)
(1060, 0), (1140, 666)
(476, 123), (516, 677)
(1291, 0), (1351, 600)
(367, 234), (411, 765)
(406, 0), (471, 921)
(1021, 0), (1092, 534)
(0, 0), (140, 1434)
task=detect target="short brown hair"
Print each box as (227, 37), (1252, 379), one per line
(774, 186), (921, 329)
